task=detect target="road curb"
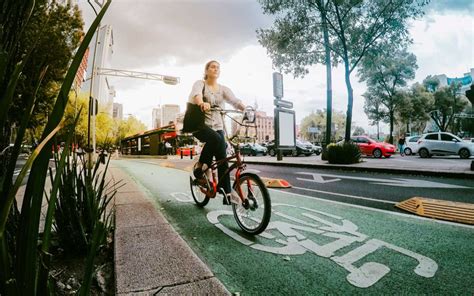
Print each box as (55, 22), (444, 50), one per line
(109, 166), (230, 295)
(241, 160), (474, 179)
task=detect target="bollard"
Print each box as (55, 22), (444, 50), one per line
(190, 147), (193, 160)
(180, 149), (183, 159)
(471, 160), (474, 171)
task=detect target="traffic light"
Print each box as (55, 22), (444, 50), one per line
(466, 84), (474, 105)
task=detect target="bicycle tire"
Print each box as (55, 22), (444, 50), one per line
(232, 172), (271, 235)
(189, 176), (210, 207)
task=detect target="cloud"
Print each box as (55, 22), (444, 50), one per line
(79, 0), (273, 69)
(425, 0), (474, 14)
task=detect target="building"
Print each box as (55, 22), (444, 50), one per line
(74, 45), (89, 90)
(433, 68), (474, 94)
(231, 111), (274, 143)
(162, 104), (180, 126)
(152, 104), (180, 129)
(113, 103), (123, 120)
(152, 107), (162, 129)
(91, 25), (114, 116)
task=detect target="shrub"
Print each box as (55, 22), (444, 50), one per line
(327, 142), (361, 164)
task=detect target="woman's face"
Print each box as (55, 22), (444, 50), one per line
(206, 62), (220, 79)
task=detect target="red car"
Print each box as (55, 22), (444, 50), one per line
(350, 136), (396, 158)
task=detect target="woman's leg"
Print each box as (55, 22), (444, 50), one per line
(193, 127), (220, 167)
(215, 130), (231, 194)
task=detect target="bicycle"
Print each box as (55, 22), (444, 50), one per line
(189, 106), (271, 235)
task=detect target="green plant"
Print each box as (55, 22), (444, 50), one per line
(0, 0), (112, 294)
(326, 142), (361, 164)
(53, 150), (118, 255)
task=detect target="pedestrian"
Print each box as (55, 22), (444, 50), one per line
(398, 134), (406, 156)
(187, 60), (246, 205)
(165, 141), (172, 155)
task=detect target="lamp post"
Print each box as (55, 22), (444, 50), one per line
(85, 0), (104, 170)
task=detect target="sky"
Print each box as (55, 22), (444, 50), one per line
(77, 0), (474, 135)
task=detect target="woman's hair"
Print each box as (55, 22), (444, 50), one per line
(203, 60), (220, 80)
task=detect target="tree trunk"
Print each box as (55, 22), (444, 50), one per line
(343, 60), (353, 142)
(377, 121), (380, 140)
(322, 9), (332, 147)
(389, 110), (394, 144)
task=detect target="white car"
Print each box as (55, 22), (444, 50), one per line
(413, 132), (474, 159)
(403, 136), (421, 155)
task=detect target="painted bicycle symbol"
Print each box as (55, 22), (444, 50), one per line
(207, 203), (438, 288)
(170, 193), (438, 288)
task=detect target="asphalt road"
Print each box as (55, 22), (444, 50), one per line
(245, 163), (474, 212)
(115, 159), (474, 295)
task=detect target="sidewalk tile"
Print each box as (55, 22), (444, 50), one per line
(115, 203), (169, 229)
(115, 225), (213, 294)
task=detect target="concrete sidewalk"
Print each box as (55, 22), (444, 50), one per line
(110, 164), (229, 295)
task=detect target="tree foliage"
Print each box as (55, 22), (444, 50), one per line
(397, 83), (433, 134)
(258, 0), (429, 142)
(7, 2), (83, 144)
(300, 109), (346, 142)
(359, 44), (418, 142)
(62, 92), (147, 147)
(429, 83), (468, 132)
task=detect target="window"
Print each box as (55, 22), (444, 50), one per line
(425, 134), (439, 140)
(409, 136), (420, 142)
(441, 133), (455, 141)
(357, 137), (369, 144)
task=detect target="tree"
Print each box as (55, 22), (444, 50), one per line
(363, 91), (385, 139)
(300, 109), (346, 142)
(115, 116), (147, 146)
(358, 45), (418, 143)
(352, 126), (365, 136)
(397, 83), (433, 134)
(258, 0), (428, 142)
(2, 2), (83, 150)
(257, 0), (334, 145)
(427, 82), (468, 132)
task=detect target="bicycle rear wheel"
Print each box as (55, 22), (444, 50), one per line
(190, 176), (210, 207)
(232, 172), (271, 235)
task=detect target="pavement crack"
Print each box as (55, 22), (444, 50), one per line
(153, 276), (216, 295)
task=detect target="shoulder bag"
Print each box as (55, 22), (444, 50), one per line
(182, 83), (206, 133)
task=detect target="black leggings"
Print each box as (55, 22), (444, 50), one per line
(193, 127), (231, 194)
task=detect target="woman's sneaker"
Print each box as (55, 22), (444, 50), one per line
(227, 190), (242, 205)
(193, 167), (203, 179)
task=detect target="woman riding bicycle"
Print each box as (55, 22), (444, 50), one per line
(188, 60), (246, 205)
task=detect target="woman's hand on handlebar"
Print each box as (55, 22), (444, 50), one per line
(199, 102), (210, 112)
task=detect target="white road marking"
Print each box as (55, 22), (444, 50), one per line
(271, 189), (474, 229)
(291, 186), (396, 204)
(295, 172), (470, 189)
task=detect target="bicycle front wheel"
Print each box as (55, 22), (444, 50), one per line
(232, 173), (271, 235)
(190, 176), (210, 207)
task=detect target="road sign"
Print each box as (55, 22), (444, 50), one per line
(273, 72), (283, 99)
(273, 99), (293, 109)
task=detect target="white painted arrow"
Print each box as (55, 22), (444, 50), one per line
(295, 172), (470, 189)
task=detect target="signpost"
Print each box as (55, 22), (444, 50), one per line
(273, 72), (295, 161)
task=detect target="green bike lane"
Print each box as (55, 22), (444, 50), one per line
(116, 160), (474, 295)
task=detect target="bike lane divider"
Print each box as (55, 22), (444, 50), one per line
(116, 160), (474, 295)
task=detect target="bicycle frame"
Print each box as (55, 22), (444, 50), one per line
(199, 107), (256, 201)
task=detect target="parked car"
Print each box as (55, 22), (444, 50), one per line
(413, 132), (474, 159)
(403, 136), (421, 155)
(295, 140), (314, 156)
(266, 140), (313, 157)
(299, 140), (322, 155)
(239, 143), (267, 156)
(350, 136), (396, 158)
